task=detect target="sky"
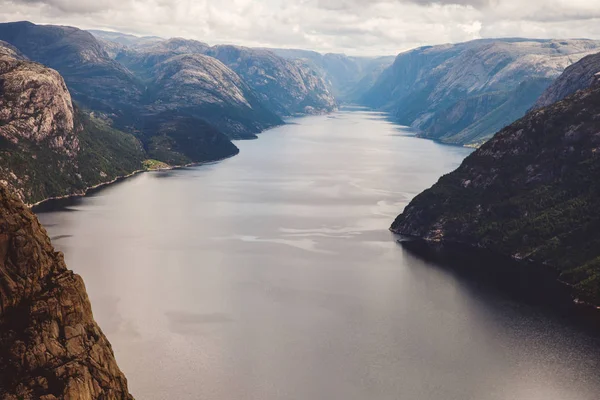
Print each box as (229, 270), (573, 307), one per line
(0, 0), (599, 56)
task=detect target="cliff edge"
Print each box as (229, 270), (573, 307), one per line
(0, 184), (133, 399)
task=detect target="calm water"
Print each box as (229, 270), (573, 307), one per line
(37, 110), (600, 400)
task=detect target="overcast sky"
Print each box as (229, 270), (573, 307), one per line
(1, 0), (599, 55)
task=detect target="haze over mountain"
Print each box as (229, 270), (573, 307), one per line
(109, 36), (337, 117)
(362, 38), (600, 145)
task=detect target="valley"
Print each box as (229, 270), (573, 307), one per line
(2, 14), (600, 400)
(36, 110), (600, 400)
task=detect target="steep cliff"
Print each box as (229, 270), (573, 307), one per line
(0, 21), (143, 129)
(391, 69), (600, 305)
(0, 184), (133, 399)
(0, 44), (146, 204)
(269, 48), (395, 103)
(362, 39), (600, 146)
(534, 52), (600, 109)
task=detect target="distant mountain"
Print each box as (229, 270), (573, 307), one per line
(362, 39), (600, 146)
(142, 52), (282, 139)
(107, 37), (337, 117)
(88, 29), (163, 47)
(269, 48), (395, 103)
(205, 45), (336, 116)
(391, 56), (600, 305)
(534, 52), (600, 109)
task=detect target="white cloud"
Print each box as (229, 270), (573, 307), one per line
(0, 0), (599, 55)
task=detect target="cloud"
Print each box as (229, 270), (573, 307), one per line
(0, 0), (599, 55)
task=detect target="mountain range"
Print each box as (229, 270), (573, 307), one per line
(3, 19), (600, 400)
(361, 38), (600, 146)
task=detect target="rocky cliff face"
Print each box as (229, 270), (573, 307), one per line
(0, 41), (147, 205)
(113, 37), (336, 119)
(534, 52), (600, 109)
(0, 21), (143, 129)
(0, 184), (133, 399)
(362, 39), (600, 146)
(391, 65), (600, 305)
(0, 48), (78, 157)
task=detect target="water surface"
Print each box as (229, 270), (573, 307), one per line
(38, 110), (600, 400)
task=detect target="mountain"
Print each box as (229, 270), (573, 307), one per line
(204, 45), (336, 116)
(362, 39), (600, 146)
(0, 21), (144, 129)
(0, 184), (133, 398)
(391, 58), (600, 305)
(88, 29), (162, 48)
(126, 50), (283, 139)
(268, 48), (395, 103)
(109, 37), (336, 118)
(534, 52), (600, 109)
(0, 41), (147, 204)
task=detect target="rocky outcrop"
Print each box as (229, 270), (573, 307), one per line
(0, 42), (147, 204)
(534, 52), (600, 109)
(0, 21), (143, 129)
(0, 50), (78, 157)
(0, 184), (133, 399)
(391, 64), (600, 305)
(361, 39), (600, 146)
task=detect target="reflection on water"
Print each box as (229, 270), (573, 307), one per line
(36, 110), (600, 400)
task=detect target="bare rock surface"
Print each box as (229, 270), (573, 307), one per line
(0, 184), (133, 399)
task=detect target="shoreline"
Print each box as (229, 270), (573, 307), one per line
(391, 230), (600, 313)
(30, 152), (239, 211)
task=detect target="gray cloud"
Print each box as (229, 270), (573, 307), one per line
(0, 0), (599, 55)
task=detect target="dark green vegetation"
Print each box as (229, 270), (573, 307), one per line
(0, 111), (145, 205)
(141, 112), (239, 165)
(392, 77), (600, 305)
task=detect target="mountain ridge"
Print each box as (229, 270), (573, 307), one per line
(362, 38), (600, 146)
